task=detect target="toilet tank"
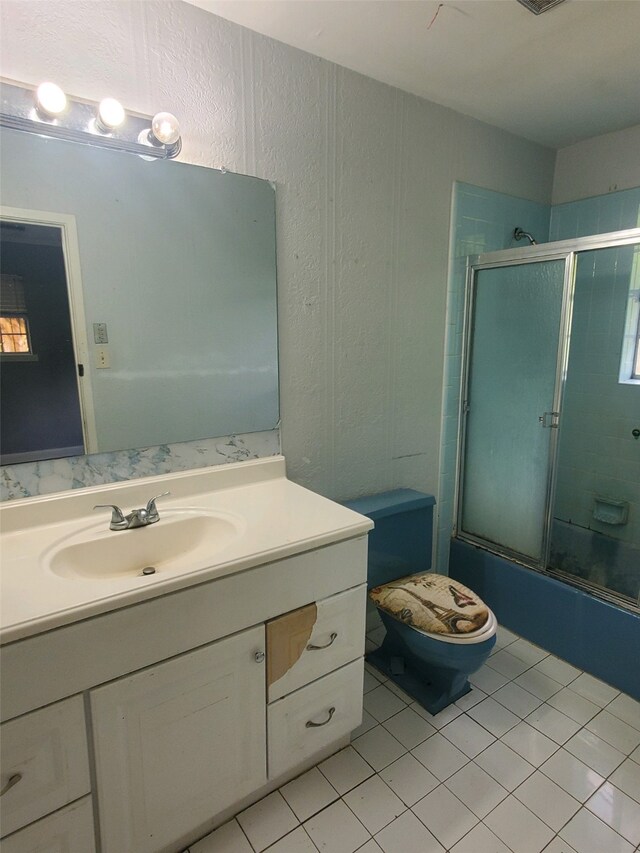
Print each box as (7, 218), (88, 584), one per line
(343, 490), (436, 589)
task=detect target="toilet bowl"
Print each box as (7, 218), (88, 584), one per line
(344, 490), (497, 716)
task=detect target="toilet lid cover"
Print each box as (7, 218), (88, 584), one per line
(369, 572), (489, 635)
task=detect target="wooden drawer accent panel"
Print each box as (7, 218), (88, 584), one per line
(0, 795), (96, 853)
(0, 696), (91, 838)
(267, 585), (366, 702)
(267, 604), (317, 691)
(267, 659), (364, 779)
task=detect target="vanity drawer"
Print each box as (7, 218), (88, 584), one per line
(268, 658), (364, 779)
(0, 795), (96, 853)
(0, 696), (91, 838)
(267, 585), (366, 702)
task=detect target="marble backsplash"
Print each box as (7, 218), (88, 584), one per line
(0, 429), (281, 501)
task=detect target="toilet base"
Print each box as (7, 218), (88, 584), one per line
(366, 646), (472, 717)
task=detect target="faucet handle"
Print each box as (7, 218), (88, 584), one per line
(145, 492), (170, 520)
(94, 504), (127, 530)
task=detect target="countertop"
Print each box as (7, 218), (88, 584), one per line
(0, 457), (372, 644)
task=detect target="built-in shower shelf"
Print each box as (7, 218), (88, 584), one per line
(593, 497), (629, 526)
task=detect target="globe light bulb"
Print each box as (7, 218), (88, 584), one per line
(35, 82), (67, 117)
(97, 97), (126, 131)
(150, 112), (181, 145)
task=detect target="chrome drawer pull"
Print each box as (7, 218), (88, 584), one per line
(306, 707), (336, 728)
(1, 773), (22, 797)
(307, 632), (337, 651)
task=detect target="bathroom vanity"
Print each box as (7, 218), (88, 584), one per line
(0, 457), (372, 853)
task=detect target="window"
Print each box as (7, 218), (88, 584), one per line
(619, 246), (640, 385)
(0, 274), (35, 357)
(0, 315), (31, 353)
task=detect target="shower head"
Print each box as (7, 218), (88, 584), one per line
(514, 227), (537, 246)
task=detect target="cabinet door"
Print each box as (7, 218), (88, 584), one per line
(90, 626), (266, 853)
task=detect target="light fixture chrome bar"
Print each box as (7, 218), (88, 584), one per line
(0, 80), (181, 160)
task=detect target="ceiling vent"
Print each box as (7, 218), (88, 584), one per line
(516, 0), (568, 14)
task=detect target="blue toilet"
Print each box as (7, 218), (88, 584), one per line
(344, 490), (497, 715)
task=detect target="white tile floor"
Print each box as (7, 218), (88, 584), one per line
(187, 627), (640, 853)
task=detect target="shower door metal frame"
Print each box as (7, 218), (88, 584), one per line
(454, 226), (640, 575)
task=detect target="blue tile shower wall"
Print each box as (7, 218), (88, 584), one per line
(553, 246), (640, 552)
(550, 186), (640, 241)
(438, 183), (551, 571)
(550, 189), (640, 562)
(440, 184), (640, 573)
(449, 538), (640, 699)
(441, 185), (640, 693)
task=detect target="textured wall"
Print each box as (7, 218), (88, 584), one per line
(553, 124), (640, 205)
(0, 1), (556, 506)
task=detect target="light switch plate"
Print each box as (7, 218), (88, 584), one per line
(93, 323), (108, 344)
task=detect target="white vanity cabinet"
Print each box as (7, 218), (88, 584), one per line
(90, 626), (267, 853)
(1, 538), (369, 853)
(0, 459), (373, 853)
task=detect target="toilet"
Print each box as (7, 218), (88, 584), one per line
(344, 489), (497, 715)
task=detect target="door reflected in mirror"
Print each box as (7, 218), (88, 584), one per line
(1, 221), (86, 464)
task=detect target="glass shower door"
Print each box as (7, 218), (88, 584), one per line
(549, 244), (640, 604)
(457, 259), (569, 565)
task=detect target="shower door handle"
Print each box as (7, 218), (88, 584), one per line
(539, 411), (560, 428)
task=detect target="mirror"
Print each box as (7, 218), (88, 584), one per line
(0, 127), (279, 464)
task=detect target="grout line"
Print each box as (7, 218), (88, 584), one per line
(341, 789), (408, 844)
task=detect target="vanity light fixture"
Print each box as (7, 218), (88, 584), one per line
(137, 111), (182, 157)
(35, 81), (67, 118)
(151, 112), (181, 145)
(0, 79), (182, 160)
(96, 97), (126, 132)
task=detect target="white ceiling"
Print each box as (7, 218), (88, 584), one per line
(186, 0), (640, 149)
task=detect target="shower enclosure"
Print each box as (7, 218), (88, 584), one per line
(455, 227), (640, 611)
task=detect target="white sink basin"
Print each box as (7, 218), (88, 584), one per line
(44, 511), (242, 580)
(0, 457), (373, 644)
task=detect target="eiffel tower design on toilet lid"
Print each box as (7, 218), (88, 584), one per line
(370, 572), (490, 636)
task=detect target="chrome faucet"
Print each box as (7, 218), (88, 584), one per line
(94, 492), (170, 531)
